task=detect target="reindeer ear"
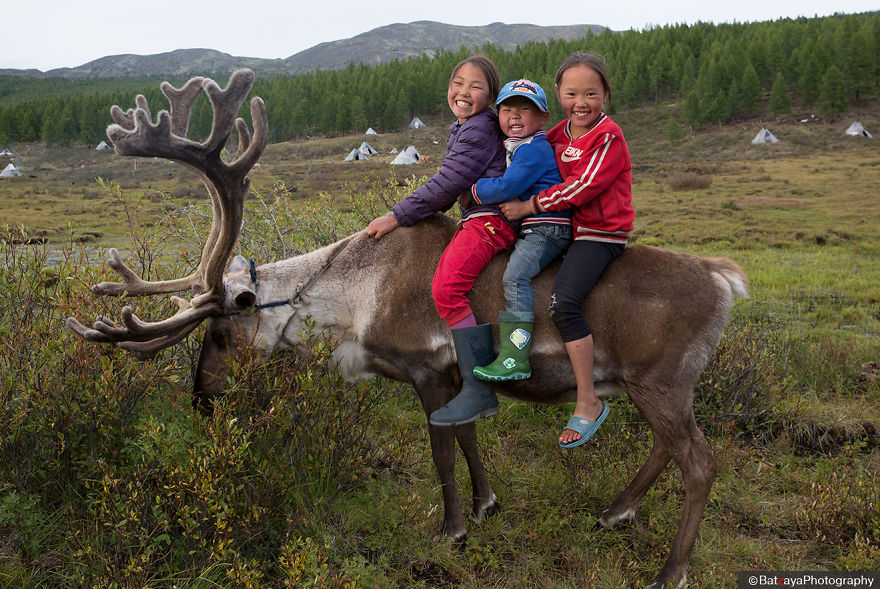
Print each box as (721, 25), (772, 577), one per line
(229, 255), (249, 273)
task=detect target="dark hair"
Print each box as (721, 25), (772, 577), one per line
(555, 52), (612, 105)
(449, 55), (501, 103)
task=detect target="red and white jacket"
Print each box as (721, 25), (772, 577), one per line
(529, 114), (634, 244)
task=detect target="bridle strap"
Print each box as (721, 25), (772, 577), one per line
(251, 238), (351, 311)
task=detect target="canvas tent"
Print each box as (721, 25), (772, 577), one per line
(344, 148), (369, 161)
(751, 128), (779, 144)
(389, 147), (399, 154)
(390, 145), (420, 165)
(390, 150), (418, 165)
(96, 141), (111, 150)
(408, 116), (427, 129)
(0, 147), (11, 155)
(365, 127), (378, 135)
(844, 121), (872, 138)
(1, 163), (21, 177)
(359, 141), (378, 155)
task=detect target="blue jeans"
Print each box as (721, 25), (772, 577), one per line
(503, 224), (572, 316)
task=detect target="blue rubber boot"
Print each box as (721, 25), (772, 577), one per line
(429, 324), (498, 426)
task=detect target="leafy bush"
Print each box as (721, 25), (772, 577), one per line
(0, 185), (404, 585)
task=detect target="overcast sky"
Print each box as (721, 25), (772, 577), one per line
(3, 0), (877, 72)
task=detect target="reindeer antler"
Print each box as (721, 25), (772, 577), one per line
(66, 69), (268, 358)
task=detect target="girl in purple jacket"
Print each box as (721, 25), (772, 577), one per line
(366, 55), (513, 426)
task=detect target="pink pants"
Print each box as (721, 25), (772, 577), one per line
(432, 215), (517, 326)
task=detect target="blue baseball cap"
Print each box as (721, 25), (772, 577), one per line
(496, 79), (549, 112)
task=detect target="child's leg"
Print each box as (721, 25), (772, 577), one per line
(474, 224), (571, 382)
(429, 216), (517, 426)
(501, 224), (572, 314)
(432, 216), (517, 326)
(549, 240), (624, 446)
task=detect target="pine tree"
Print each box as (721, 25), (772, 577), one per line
(665, 117), (684, 143)
(740, 62), (762, 113)
(797, 50), (822, 109)
(818, 65), (848, 113)
(769, 73), (791, 114)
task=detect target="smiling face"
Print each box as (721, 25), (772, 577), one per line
(447, 62), (492, 124)
(498, 96), (549, 138)
(555, 64), (608, 139)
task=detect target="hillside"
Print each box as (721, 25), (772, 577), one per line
(0, 21), (606, 78)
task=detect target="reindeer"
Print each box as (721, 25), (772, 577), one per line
(67, 70), (748, 589)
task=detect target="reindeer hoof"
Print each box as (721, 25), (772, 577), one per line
(598, 506), (636, 529)
(647, 570), (687, 588)
(468, 492), (499, 524)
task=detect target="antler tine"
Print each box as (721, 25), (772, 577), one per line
(230, 97), (268, 177)
(92, 248), (200, 297)
(201, 69), (256, 154)
(161, 77), (206, 137)
(118, 320), (206, 359)
(134, 95), (151, 121)
(109, 106), (136, 132)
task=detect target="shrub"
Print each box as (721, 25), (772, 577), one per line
(667, 173), (712, 191)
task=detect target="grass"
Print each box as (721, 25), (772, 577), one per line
(0, 100), (879, 587)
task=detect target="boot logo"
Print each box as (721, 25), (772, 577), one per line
(509, 328), (531, 350)
(502, 357), (517, 369)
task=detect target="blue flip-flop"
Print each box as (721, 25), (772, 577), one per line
(559, 402), (609, 449)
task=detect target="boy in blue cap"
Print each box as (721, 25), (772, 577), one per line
(441, 79), (571, 404)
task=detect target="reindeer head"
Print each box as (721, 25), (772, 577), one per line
(66, 69), (268, 359)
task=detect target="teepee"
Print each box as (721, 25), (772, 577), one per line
(365, 127), (378, 135)
(96, 141), (111, 150)
(408, 116), (427, 129)
(751, 128), (779, 144)
(390, 150), (418, 165)
(844, 121), (872, 138)
(344, 148), (368, 161)
(358, 141), (378, 155)
(1, 163), (21, 177)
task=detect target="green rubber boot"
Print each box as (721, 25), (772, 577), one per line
(473, 311), (534, 382)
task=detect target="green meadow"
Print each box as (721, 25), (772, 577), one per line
(0, 104), (878, 587)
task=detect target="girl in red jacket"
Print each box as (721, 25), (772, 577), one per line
(501, 52), (635, 448)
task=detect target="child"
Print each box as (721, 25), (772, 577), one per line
(366, 55), (514, 427)
(500, 53), (634, 448)
(458, 79), (572, 384)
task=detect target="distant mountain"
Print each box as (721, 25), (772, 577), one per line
(2, 21), (607, 78)
(278, 21), (608, 74)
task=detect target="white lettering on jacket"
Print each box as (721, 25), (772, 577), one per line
(560, 146), (583, 162)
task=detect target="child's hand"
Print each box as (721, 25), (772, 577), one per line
(499, 199), (533, 221)
(366, 214), (400, 239)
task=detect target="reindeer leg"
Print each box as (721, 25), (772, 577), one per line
(414, 379), (468, 543)
(624, 384), (717, 589)
(453, 424), (498, 524)
(599, 441), (672, 529)
(647, 416), (717, 589)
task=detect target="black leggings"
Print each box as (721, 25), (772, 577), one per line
(548, 240), (624, 342)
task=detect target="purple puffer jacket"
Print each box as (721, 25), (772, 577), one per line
(392, 108), (506, 226)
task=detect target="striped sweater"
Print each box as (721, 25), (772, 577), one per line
(529, 114), (634, 244)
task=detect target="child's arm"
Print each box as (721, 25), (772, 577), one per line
(471, 143), (547, 206)
(392, 126), (502, 227)
(530, 133), (628, 214)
